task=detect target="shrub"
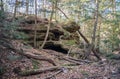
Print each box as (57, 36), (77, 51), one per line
(105, 53), (120, 60)
(0, 66), (5, 75)
(0, 10), (28, 40)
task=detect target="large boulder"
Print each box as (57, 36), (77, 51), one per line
(62, 21), (80, 33)
(17, 16), (64, 48)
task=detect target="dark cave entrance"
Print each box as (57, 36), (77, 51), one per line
(43, 43), (68, 54)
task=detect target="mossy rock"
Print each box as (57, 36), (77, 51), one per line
(62, 21), (80, 33)
(7, 55), (23, 61)
(106, 53), (120, 60)
(0, 66), (6, 75)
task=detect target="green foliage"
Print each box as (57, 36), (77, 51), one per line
(31, 59), (40, 69)
(102, 19), (120, 51)
(63, 40), (76, 45)
(103, 38), (120, 51)
(2, 21), (27, 39)
(80, 70), (89, 77)
(0, 10), (28, 40)
(105, 53), (120, 60)
(0, 66), (5, 75)
(13, 32), (28, 40)
(7, 54), (22, 61)
(0, 10), (5, 22)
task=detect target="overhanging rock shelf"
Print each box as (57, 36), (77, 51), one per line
(18, 16), (69, 53)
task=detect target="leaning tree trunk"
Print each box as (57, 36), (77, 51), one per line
(40, 1), (54, 49)
(53, 2), (101, 60)
(77, 31), (101, 60)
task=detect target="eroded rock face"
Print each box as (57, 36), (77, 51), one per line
(62, 21), (80, 33)
(17, 16), (65, 50)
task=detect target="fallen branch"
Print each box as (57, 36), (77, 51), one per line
(5, 39), (57, 66)
(56, 7), (69, 19)
(45, 50), (92, 65)
(78, 30), (101, 60)
(67, 56), (92, 63)
(44, 70), (63, 79)
(14, 66), (71, 76)
(58, 56), (82, 65)
(14, 66), (61, 76)
(18, 49), (56, 66)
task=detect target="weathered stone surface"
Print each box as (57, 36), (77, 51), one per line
(18, 16), (64, 48)
(62, 21), (80, 33)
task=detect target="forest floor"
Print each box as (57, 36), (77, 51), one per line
(0, 39), (120, 79)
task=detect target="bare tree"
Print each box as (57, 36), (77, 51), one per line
(87, 0), (101, 60)
(91, 0), (100, 47)
(0, 0), (4, 11)
(13, 0), (18, 20)
(42, 0), (46, 18)
(54, 0), (58, 21)
(96, 20), (101, 52)
(26, 0), (29, 15)
(40, 1), (54, 49)
(34, 0), (37, 47)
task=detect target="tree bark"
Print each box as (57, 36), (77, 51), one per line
(34, 0), (37, 47)
(52, 2), (101, 60)
(14, 66), (62, 76)
(0, 0), (4, 11)
(56, 7), (69, 19)
(13, 48), (56, 66)
(26, 0), (29, 15)
(42, 0), (46, 18)
(90, 0), (101, 60)
(77, 30), (101, 60)
(54, 0), (58, 21)
(91, 0), (99, 47)
(40, 2), (54, 49)
(78, 30), (90, 44)
(13, 0), (18, 20)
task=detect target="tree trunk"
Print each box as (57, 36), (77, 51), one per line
(111, 0), (116, 51)
(14, 66), (62, 76)
(34, 0), (37, 47)
(13, 0), (18, 20)
(0, 0), (4, 11)
(26, 0), (29, 15)
(96, 20), (101, 52)
(78, 30), (101, 60)
(89, 0), (101, 60)
(91, 0), (100, 47)
(54, 0), (58, 21)
(78, 31), (89, 44)
(56, 7), (69, 19)
(42, 0), (46, 18)
(40, 2), (54, 49)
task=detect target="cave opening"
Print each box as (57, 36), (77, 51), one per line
(43, 43), (68, 54)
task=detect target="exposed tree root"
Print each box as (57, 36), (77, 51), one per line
(15, 49), (57, 66)
(14, 66), (72, 76)
(44, 70), (63, 79)
(59, 57), (82, 65)
(14, 66), (62, 76)
(44, 50), (92, 64)
(2, 39), (57, 66)
(58, 56), (92, 65)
